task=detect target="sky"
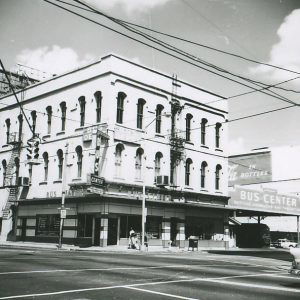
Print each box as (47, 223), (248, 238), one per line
(1, 0), (300, 231)
(1, 0), (300, 155)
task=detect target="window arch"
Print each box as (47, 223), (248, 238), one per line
(215, 123), (222, 148)
(57, 149), (64, 179)
(185, 158), (193, 186)
(155, 104), (164, 134)
(215, 164), (222, 190)
(76, 146), (83, 178)
(115, 143), (124, 178)
(201, 161), (208, 189)
(31, 110), (37, 135)
(116, 92), (126, 124)
(43, 152), (49, 181)
(154, 152), (163, 179)
(5, 118), (10, 144)
(60, 102), (67, 131)
(94, 91), (102, 123)
(137, 98), (146, 129)
(201, 118), (208, 145)
(46, 106), (52, 134)
(185, 114), (193, 142)
(78, 96), (86, 127)
(2, 159), (7, 186)
(135, 148), (144, 180)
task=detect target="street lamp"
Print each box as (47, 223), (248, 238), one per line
(140, 112), (171, 251)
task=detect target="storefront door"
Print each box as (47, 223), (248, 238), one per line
(107, 218), (118, 245)
(20, 218), (27, 241)
(94, 217), (101, 246)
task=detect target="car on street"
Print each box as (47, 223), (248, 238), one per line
(272, 238), (297, 248)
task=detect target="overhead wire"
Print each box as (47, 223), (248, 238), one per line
(71, 0), (298, 106)
(46, 0), (299, 107)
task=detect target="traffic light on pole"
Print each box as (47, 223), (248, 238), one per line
(26, 139), (33, 160)
(33, 140), (40, 159)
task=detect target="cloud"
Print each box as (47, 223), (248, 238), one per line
(228, 137), (247, 155)
(16, 45), (95, 78)
(85, 0), (171, 14)
(250, 9), (300, 82)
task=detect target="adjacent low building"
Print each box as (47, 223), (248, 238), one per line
(0, 54), (229, 248)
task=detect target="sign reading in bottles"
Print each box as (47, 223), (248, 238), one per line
(229, 186), (300, 215)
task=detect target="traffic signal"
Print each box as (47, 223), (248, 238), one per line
(26, 139), (33, 160)
(33, 140), (40, 159)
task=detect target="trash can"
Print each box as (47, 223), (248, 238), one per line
(188, 236), (198, 251)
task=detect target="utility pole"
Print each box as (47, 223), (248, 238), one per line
(141, 154), (146, 251)
(58, 142), (69, 249)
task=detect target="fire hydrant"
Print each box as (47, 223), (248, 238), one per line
(289, 245), (300, 275)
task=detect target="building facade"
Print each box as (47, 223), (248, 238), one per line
(0, 54), (229, 248)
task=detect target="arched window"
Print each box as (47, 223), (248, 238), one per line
(31, 110), (37, 135)
(60, 102), (67, 131)
(155, 105), (164, 134)
(185, 114), (193, 142)
(215, 123), (222, 148)
(185, 158), (193, 186)
(154, 152), (163, 180)
(201, 161), (208, 189)
(201, 118), (208, 145)
(94, 91), (102, 123)
(137, 98), (146, 129)
(115, 143), (124, 178)
(116, 92), (126, 124)
(43, 152), (49, 181)
(57, 149), (64, 179)
(135, 148), (144, 180)
(76, 146), (83, 178)
(215, 164), (222, 190)
(18, 114), (23, 142)
(2, 160), (7, 186)
(78, 96), (86, 127)
(46, 106), (52, 134)
(5, 118), (10, 144)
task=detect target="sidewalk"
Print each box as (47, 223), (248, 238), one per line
(0, 241), (189, 253)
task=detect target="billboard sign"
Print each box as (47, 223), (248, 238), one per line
(229, 151), (272, 186)
(229, 186), (300, 215)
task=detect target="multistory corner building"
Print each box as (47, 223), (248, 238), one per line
(0, 54), (229, 248)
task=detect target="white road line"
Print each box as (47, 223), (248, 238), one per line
(0, 270), (296, 299)
(125, 286), (199, 300)
(197, 278), (300, 293)
(0, 264), (195, 275)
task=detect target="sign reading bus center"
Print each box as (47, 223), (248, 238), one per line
(229, 151), (272, 186)
(229, 186), (300, 215)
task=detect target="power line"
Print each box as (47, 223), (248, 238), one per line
(0, 59), (34, 136)
(59, 0), (300, 80)
(67, 0), (298, 107)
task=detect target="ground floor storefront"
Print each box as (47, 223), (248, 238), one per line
(15, 196), (230, 249)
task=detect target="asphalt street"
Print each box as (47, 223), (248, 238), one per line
(0, 248), (299, 299)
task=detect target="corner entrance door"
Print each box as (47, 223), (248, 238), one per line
(107, 218), (118, 245)
(20, 218), (27, 241)
(94, 218), (101, 246)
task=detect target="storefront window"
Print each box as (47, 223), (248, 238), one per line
(77, 214), (93, 237)
(146, 216), (162, 239)
(185, 217), (221, 240)
(36, 215), (60, 236)
(120, 215), (141, 238)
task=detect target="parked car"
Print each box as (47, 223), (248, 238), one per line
(272, 238), (297, 248)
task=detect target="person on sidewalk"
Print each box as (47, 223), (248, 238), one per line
(128, 228), (135, 249)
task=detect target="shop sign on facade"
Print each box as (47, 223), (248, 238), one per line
(229, 186), (300, 215)
(90, 174), (105, 187)
(229, 151), (272, 186)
